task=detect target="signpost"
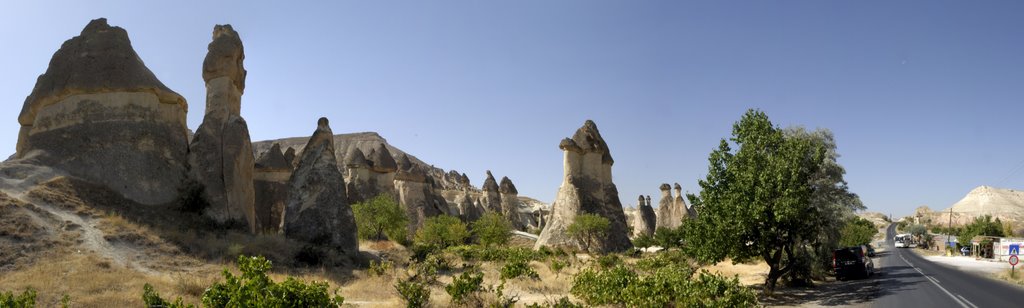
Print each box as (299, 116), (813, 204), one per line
(1010, 254), (1019, 278)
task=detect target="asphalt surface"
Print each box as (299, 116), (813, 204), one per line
(862, 223), (1024, 307)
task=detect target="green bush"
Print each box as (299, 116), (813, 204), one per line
(632, 233), (655, 249)
(445, 269), (484, 305)
(0, 289), (37, 308)
(143, 255), (344, 308)
(566, 214), (610, 253)
(549, 259), (568, 276)
(500, 258), (540, 280)
(395, 278), (430, 308)
(369, 259), (394, 276)
(840, 217), (878, 247)
(596, 254), (621, 269)
(352, 193), (408, 242)
(653, 226), (684, 249)
(570, 259), (756, 307)
(472, 212), (513, 246)
(415, 215), (469, 250)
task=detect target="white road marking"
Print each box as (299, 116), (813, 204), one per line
(898, 252), (969, 308)
(957, 294), (979, 308)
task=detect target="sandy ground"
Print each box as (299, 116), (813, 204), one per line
(921, 255), (1013, 275)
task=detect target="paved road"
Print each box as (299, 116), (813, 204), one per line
(867, 223), (1024, 307)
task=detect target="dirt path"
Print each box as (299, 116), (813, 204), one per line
(0, 161), (157, 275)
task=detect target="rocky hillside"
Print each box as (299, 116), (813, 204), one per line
(935, 186), (1024, 226)
(253, 132), (476, 192)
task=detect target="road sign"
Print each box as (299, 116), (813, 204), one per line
(1010, 244), (1021, 255)
(1010, 255), (1019, 266)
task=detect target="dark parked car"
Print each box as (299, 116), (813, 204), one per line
(833, 246), (874, 280)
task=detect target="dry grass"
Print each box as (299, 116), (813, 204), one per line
(701, 258), (770, 286)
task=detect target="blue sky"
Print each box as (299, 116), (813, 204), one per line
(1, 1), (1022, 218)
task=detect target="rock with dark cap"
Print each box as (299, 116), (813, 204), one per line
(535, 120), (632, 252)
(343, 147), (373, 203)
(283, 117), (358, 253)
(633, 194), (656, 238)
(283, 147), (297, 167)
(189, 24), (256, 232)
(367, 142), (398, 173)
(15, 18), (188, 205)
(394, 166), (445, 236)
(499, 176), (525, 229)
(657, 182), (689, 229)
(481, 171), (501, 212)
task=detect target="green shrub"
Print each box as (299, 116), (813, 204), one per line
(549, 259), (568, 276)
(566, 214), (610, 253)
(472, 212), (513, 246)
(415, 215), (469, 250)
(369, 260), (394, 276)
(143, 255), (343, 308)
(352, 193), (408, 242)
(142, 283), (193, 308)
(632, 234), (655, 249)
(619, 263), (693, 307)
(395, 278), (430, 308)
(570, 265), (637, 305)
(445, 269), (484, 305)
(680, 270), (758, 307)
(653, 226), (684, 249)
(0, 289), (37, 308)
(596, 254), (621, 269)
(500, 258), (539, 280)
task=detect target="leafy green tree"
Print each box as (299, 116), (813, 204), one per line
(472, 212), (513, 246)
(839, 217), (878, 247)
(352, 193), (408, 242)
(958, 215), (1005, 246)
(782, 127), (863, 286)
(632, 233), (654, 249)
(684, 109), (845, 292)
(566, 214), (611, 254)
(415, 215), (469, 250)
(653, 226), (683, 249)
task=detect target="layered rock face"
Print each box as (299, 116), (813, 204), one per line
(254, 143), (291, 232)
(283, 118), (357, 253)
(343, 147), (373, 203)
(394, 159), (445, 236)
(633, 194), (656, 237)
(188, 25), (256, 231)
(534, 120), (632, 252)
(365, 142), (398, 199)
(656, 183), (689, 229)
(481, 171), (501, 212)
(15, 18), (188, 205)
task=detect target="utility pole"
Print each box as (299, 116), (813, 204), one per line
(947, 208), (954, 251)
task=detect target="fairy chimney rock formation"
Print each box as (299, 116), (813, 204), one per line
(254, 143), (291, 232)
(534, 120), (632, 252)
(343, 147), (373, 203)
(365, 142), (398, 197)
(634, 194), (656, 238)
(283, 147), (297, 167)
(15, 18), (188, 205)
(188, 24), (257, 232)
(456, 191), (482, 221)
(499, 176), (524, 229)
(283, 117), (358, 253)
(394, 164), (444, 236)
(481, 171), (501, 212)
(657, 183), (688, 229)
(674, 183), (695, 218)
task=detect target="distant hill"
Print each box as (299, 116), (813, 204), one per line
(935, 186), (1024, 226)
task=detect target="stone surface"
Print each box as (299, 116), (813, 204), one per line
(456, 191), (482, 221)
(188, 25), (256, 232)
(343, 147), (373, 203)
(499, 176), (523, 229)
(394, 167), (445, 236)
(481, 171), (501, 212)
(15, 18), (188, 205)
(254, 143), (290, 232)
(283, 147), (296, 167)
(283, 118), (358, 253)
(634, 194), (656, 237)
(535, 120), (632, 252)
(656, 183), (688, 230)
